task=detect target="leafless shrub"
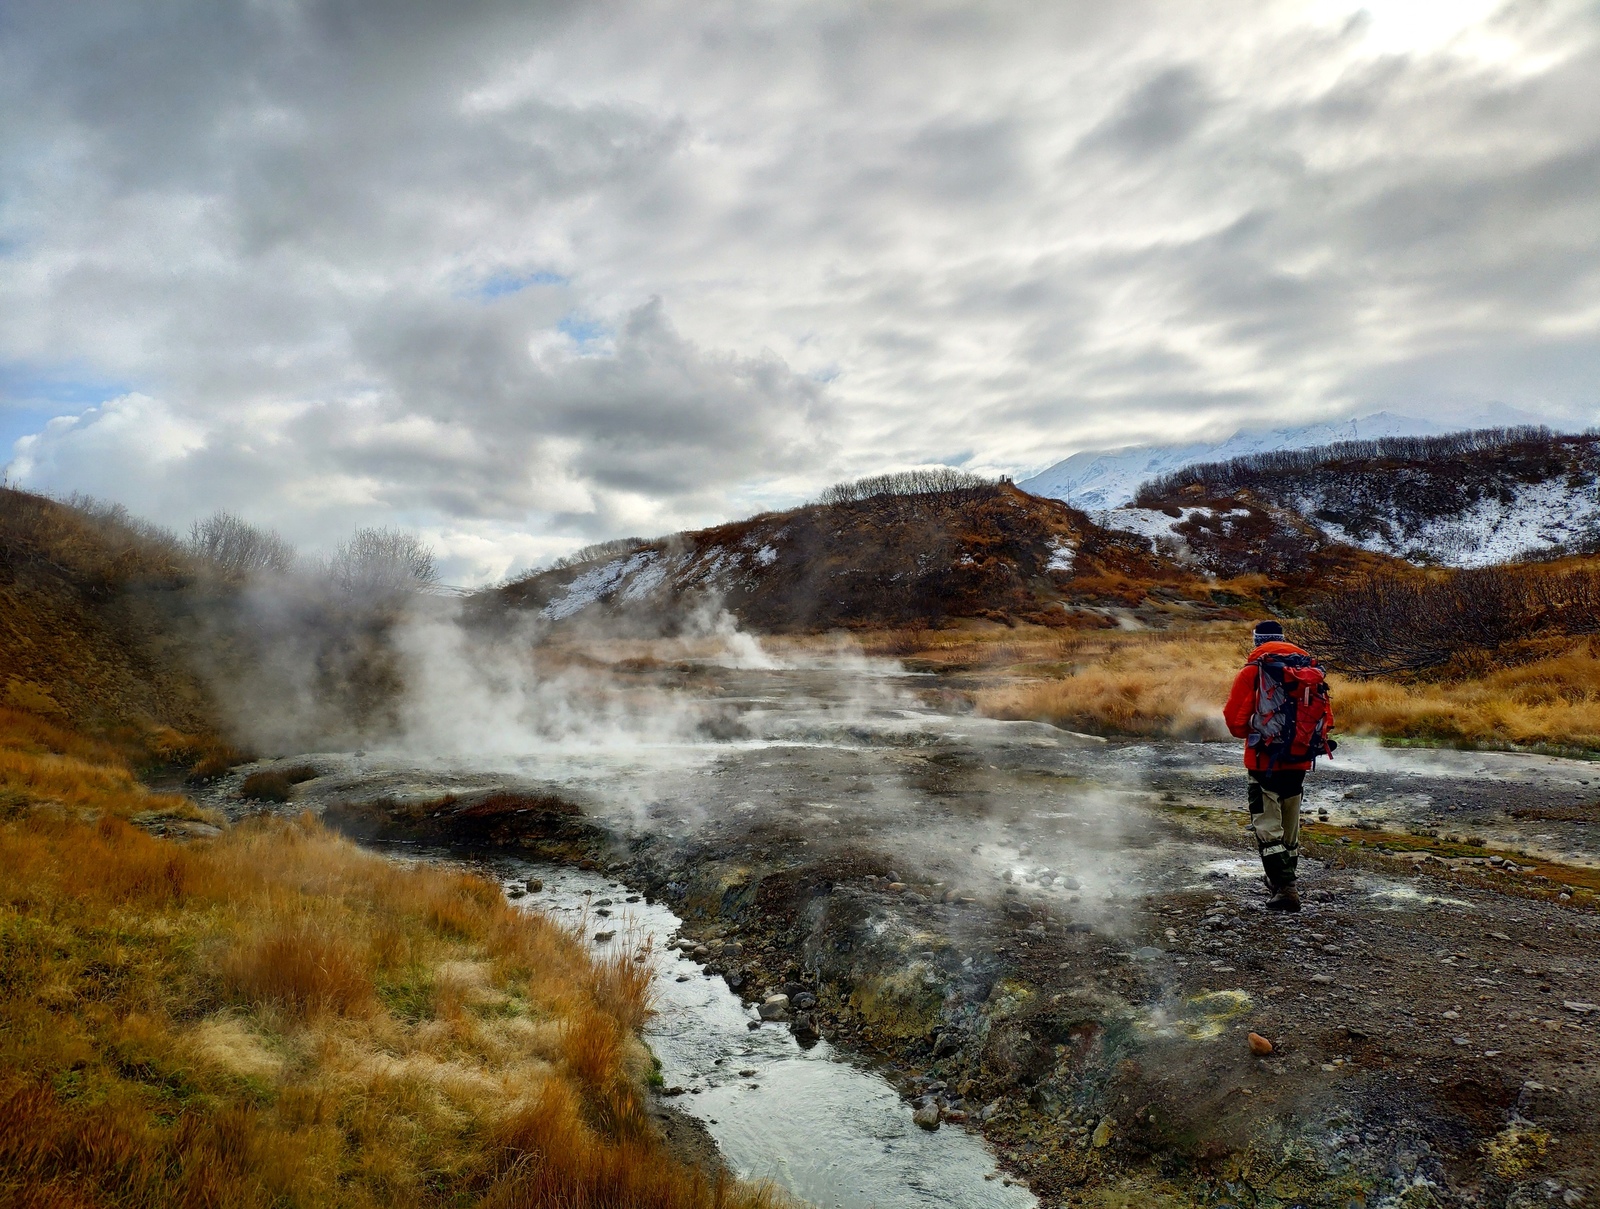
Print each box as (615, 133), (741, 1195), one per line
(548, 536), (649, 571)
(329, 527), (438, 598)
(815, 467), (993, 505)
(187, 511), (295, 578)
(1307, 565), (1600, 676)
(1136, 426), (1564, 502)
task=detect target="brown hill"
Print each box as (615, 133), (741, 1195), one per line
(0, 487), (219, 737)
(493, 479), (1324, 631)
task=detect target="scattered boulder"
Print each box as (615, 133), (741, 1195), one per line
(913, 1103), (941, 1131)
(759, 994), (790, 1021)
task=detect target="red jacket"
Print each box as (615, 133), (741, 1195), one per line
(1224, 641), (1328, 771)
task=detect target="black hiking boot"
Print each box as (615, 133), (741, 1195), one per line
(1265, 885), (1301, 913)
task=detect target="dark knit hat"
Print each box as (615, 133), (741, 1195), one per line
(1253, 620), (1284, 645)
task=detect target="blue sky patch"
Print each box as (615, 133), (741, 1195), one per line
(1, 360), (130, 407)
(557, 314), (609, 347)
(0, 362), (129, 466)
(476, 268), (569, 299)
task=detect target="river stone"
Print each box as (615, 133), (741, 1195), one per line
(792, 1012), (818, 1038)
(913, 1103), (941, 1131)
(792, 991), (817, 1010)
(758, 995), (790, 1021)
(721, 941), (742, 958)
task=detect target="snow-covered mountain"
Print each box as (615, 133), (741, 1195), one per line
(1019, 412), (1447, 510)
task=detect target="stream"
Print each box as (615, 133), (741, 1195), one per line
(486, 856), (1034, 1209)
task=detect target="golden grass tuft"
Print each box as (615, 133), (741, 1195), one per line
(0, 705), (783, 1209)
(973, 626), (1244, 738)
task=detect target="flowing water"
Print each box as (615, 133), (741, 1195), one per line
(489, 857), (1035, 1209)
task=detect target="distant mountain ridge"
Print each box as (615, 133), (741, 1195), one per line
(1019, 412), (1449, 510)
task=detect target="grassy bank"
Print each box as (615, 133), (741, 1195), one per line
(836, 622), (1600, 752)
(0, 707), (775, 1209)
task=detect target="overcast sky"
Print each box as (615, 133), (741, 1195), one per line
(3, 1), (1598, 582)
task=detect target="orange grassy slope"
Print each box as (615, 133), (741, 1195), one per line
(0, 488), (219, 738)
(0, 704), (782, 1209)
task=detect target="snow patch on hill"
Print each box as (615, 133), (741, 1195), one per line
(542, 552), (654, 619)
(1314, 480), (1600, 567)
(1091, 506), (1240, 542)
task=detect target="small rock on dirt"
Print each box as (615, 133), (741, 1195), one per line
(1248, 1032), (1274, 1055)
(1092, 1118), (1114, 1147)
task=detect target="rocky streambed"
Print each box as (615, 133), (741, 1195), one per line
(204, 656), (1599, 1208)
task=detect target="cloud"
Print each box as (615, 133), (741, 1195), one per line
(1080, 67), (1213, 157)
(3, 0), (1599, 578)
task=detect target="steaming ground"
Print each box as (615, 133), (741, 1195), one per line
(202, 640), (1600, 1208)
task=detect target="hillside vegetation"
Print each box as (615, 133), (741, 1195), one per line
(0, 489), (219, 738)
(1129, 426), (1600, 569)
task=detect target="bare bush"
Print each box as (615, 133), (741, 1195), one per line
(187, 511), (295, 578)
(1307, 565), (1600, 676)
(548, 536), (649, 571)
(816, 467), (993, 505)
(1136, 426), (1565, 503)
(329, 527), (438, 598)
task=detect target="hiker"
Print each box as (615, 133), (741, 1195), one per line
(1223, 620), (1336, 913)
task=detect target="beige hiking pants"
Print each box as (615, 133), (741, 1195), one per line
(1247, 770), (1304, 887)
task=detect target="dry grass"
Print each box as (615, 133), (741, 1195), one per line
(238, 764), (319, 803)
(853, 622), (1600, 752)
(1332, 645), (1600, 750)
(0, 706), (782, 1209)
(970, 626), (1244, 739)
